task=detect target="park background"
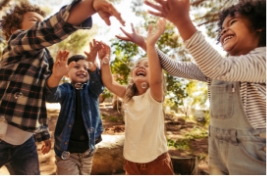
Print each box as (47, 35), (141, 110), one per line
(0, 0), (238, 175)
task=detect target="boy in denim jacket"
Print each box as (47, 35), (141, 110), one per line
(0, 0), (124, 174)
(45, 40), (103, 174)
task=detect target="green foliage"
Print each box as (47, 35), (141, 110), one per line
(47, 28), (98, 59)
(110, 38), (141, 84)
(167, 126), (208, 149)
(102, 87), (113, 99)
(186, 80), (208, 108)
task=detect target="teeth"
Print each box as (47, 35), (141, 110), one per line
(224, 36), (233, 43)
(137, 71), (145, 76)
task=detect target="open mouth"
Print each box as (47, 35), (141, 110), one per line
(76, 73), (86, 78)
(222, 35), (234, 44)
(136, 70), (146, 77)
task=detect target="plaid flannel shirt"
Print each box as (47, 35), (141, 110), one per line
(0, 0), (92, 142)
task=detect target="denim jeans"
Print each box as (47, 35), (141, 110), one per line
(55, 149), (94, 175)
(0, 136), (40, 174)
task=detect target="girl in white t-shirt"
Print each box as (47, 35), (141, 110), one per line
(97, 19), (174, 175)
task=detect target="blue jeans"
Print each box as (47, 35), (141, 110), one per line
(0, 136), (40, 174)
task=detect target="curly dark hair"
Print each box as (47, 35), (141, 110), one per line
(1, 1), (45, 40)
(217, 0), (266, 47)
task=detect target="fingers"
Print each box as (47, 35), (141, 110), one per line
(130, 23), (136, 33)
(115, 35), (130, 41)
(107, 4), (125, 26)
(68, 61), (76, 71)
(144, 0), (163, 12)
(41, 140), (52, 155)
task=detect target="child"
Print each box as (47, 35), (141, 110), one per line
(45, 40), (103, 175)
(0, 0), (124, 174)
(119, 0), (266, 174)
(98, 19), (174, 175)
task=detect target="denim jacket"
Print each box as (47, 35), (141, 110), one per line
(45, 69), (104, 158)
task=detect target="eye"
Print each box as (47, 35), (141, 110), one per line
(229, 19), (237, 25)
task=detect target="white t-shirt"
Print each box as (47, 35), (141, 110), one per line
(123, 88), (168, 163)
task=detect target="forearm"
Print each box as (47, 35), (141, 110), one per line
(156, 48), (207, 82)
(185, 31), (266, 82)
(174, 16), (197, 41)
(67, 0), (95, 25)
(47, 74), (62, 88)
(147, 45), (162, 85)
(100, 64), (126, 98)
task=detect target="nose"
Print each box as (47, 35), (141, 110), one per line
(137, 65), (145, 69)
(220, 28), (228, 36)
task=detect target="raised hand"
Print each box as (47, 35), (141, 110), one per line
(84, 39), (102, 71)
(146, 18), (166, 45)
(144, 0), (190, 26)
(52, 50), (75, 79)
(93, 0), (125, 26)
(98, 42), (111, 64)
(144, 0), (196, 40)
(115, 23), (146, 50)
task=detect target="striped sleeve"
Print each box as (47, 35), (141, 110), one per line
(184, 31), (266, 83)
(156, 48), (208, 82)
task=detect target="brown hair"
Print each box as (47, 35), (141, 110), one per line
(123, 57), (166, 103)
(1, 1), (45, 40)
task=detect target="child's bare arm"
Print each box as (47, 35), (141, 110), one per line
(146, 19), (166, 102)
(68, 0), (125, 26)
(47, 51), (75, 88)
(98, 42), (126, 98)
(144, 0), (196, 41)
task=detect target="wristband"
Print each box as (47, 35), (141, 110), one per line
(102, 56), (110, 64)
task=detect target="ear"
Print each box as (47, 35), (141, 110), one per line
(11, 27), (18, 34)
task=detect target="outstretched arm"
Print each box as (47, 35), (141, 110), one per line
(98, 42), (127, 98)
(146, 18), (166, 102)
(47, 51), (75, 88)
(68, 0), (125, 26)
(144, 0), (196, 41)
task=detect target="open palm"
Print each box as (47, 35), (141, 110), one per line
(53, 51), (74, 78)
(146, 18), (166, 45)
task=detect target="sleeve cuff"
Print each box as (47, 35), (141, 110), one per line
(34, 128), (50, 142)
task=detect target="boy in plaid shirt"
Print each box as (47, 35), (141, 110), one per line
(0, 0), (124, 174)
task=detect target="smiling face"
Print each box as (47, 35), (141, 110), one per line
(219, 12), (260, 56)
(131, 59), (149, 86)
(20, 12), (44, 31)
(67, 60), (90, 84)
